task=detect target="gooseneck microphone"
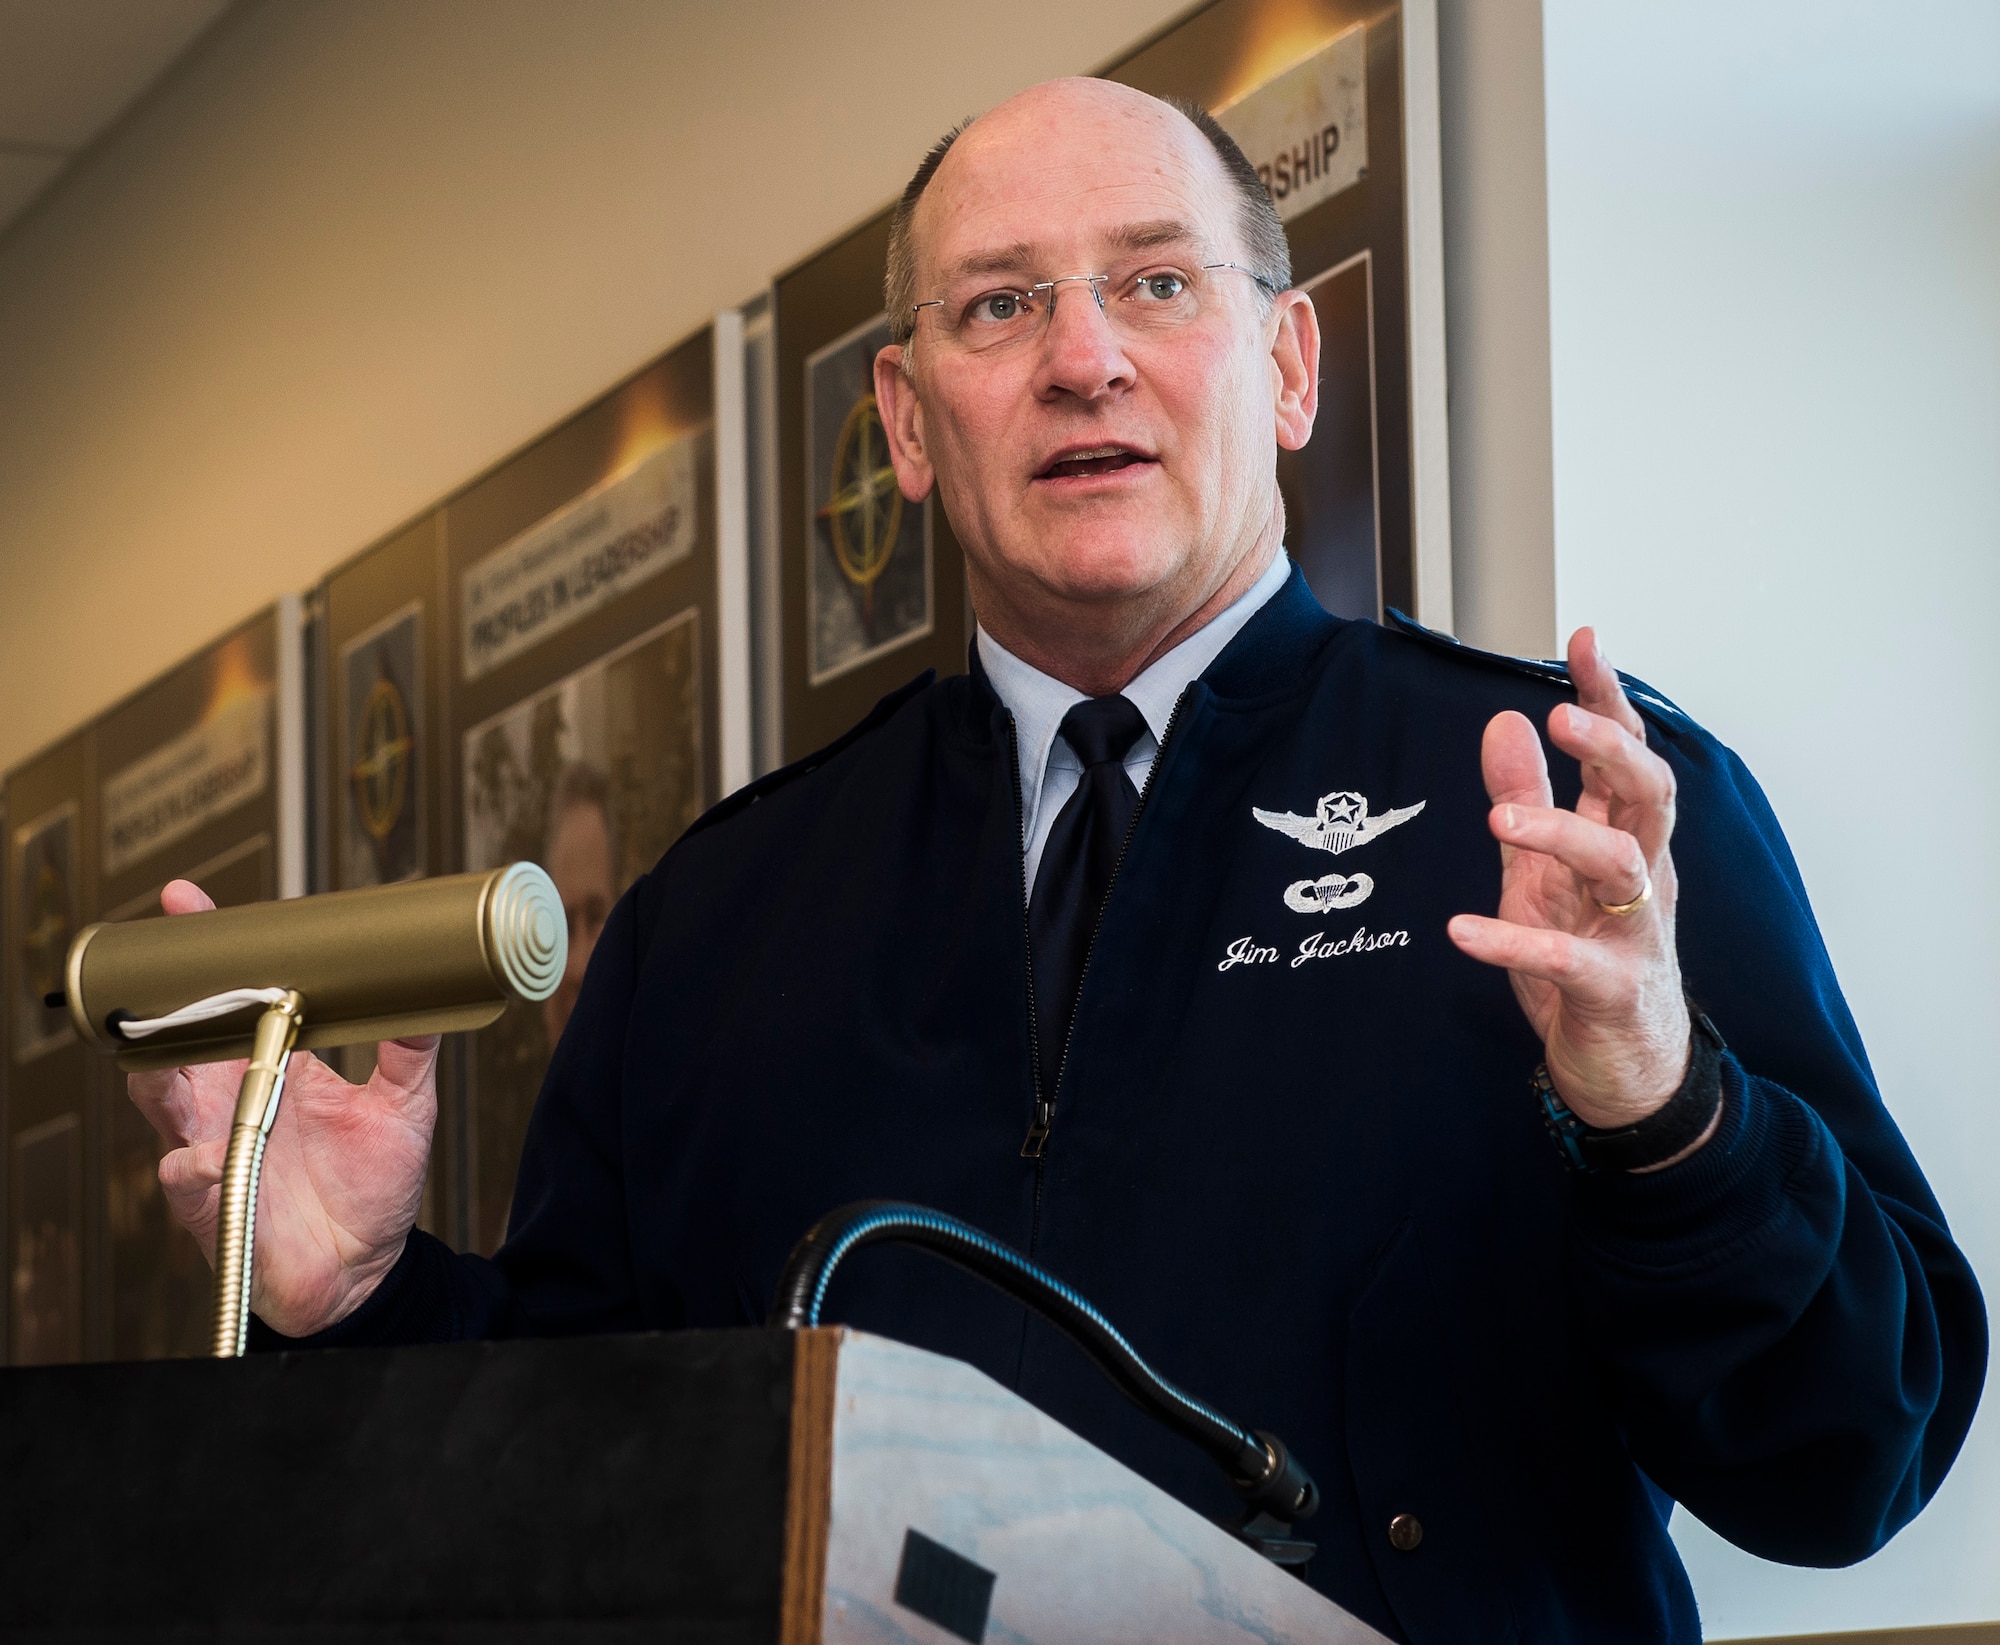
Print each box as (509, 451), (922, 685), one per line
(773, 1200), (1321, 1567)
(60, 864), (566, 1356)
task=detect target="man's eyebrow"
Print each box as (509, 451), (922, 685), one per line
(940, 242), (1039, 283)
(936, 220), (1207, 286)
(1105, 218), (1205, 256)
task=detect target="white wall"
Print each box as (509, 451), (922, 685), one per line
(1544, 2), (2000, 1635)
(0, 0), (1191, 776)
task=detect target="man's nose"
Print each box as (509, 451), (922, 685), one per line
(1035, 280), (1134, 398)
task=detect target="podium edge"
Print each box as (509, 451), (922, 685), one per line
(779, 1326), (844, 1643)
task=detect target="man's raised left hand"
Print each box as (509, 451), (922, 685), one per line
(1447, 628), (1711, 1166)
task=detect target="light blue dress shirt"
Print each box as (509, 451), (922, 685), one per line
(976, 551), (1292, 897)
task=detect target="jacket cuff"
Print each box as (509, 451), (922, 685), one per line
(247, 1228), (459, 1352)
(1570, 1054), (1832, 1272)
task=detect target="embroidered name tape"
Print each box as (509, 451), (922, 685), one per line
(1218, 923), (1412, 972)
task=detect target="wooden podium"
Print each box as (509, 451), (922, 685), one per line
(0, 1327), (1388, 1643)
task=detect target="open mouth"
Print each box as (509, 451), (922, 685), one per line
(1036, 444), (1156, 481)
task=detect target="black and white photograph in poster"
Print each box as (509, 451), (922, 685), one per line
(12, 803), (77, 1062)
(339, 603), (424, 887)
(805, 315), (932, 685)
(460, 608), (704, 1253)
(10, 1113), (81, 1365)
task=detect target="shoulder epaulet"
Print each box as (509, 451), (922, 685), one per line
(1383, 609), (1695, 735)
(680, 669), (939, 843)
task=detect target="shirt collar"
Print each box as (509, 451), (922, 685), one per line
(1121, 548), (1291, 734)
(977, 550), (1293, 828)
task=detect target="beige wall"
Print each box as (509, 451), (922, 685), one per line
(0, 0), (1193, 775)
(1436, 0), (1555, 660)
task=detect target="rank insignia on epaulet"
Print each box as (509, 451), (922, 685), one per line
(1383, 609), (1694, 734)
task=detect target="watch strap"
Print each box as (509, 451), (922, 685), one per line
(1536, 1004), (1725, 1174)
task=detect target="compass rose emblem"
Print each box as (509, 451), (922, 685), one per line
(350, 672), (414, 847)
(816, 391), (902, 622)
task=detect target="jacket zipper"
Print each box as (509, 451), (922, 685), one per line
(1004, 713), (1052, 1162)
(1020, 687), (1191, 1161)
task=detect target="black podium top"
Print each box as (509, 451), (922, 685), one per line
(0, 1331), (798, 1643)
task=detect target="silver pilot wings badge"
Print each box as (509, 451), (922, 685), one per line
(1252, 790), (1425, 856)
(1253, 789), (1426, 916)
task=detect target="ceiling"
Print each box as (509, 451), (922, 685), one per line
(0, 0), (232, 243)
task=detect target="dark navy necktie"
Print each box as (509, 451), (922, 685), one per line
(1027, 694), (1149, 1099)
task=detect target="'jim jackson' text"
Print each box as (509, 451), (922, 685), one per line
(1219, 924), (1412, 971)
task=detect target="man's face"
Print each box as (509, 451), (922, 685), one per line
(875, 80), (1316, 639)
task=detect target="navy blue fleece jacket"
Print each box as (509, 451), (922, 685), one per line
(285, 567), (1985, 1643)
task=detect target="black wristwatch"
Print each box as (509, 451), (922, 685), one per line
(1536, 1003), (1725, 1174)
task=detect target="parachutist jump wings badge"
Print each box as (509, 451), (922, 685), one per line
(1253, 790), (1426, 856)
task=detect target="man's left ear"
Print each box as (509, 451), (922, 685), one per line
(1270, 290), (1319, 452)
(874, 345), (936, 502)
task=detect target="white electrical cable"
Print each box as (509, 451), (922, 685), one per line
(114, 986), (295, 1041)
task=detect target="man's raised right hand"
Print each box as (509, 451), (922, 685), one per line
(126, 878), (440, 1338)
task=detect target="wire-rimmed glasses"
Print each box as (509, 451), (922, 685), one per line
(909, 261), (1278, 356)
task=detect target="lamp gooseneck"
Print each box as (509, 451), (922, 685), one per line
(209, 991), (304, 1358)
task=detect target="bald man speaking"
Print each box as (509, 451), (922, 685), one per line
(133, 81), (1983, 1641)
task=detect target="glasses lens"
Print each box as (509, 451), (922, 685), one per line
(1108, 268), (1202, 333)
(920, 263), (1238, 353)
(938, 287), (1043, 351)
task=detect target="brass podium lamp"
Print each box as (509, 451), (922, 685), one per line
(61, 864), (565, 1357)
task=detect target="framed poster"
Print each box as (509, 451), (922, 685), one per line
(4, 729), (97, 1363)
(447, 329), (720, 1256)
(1108, 0), (1420, 621)
(774, 215), (971, 762)
(9, 1112), (81, 1365)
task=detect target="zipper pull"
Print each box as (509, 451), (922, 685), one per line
(1021, 1098), (1053, 1159)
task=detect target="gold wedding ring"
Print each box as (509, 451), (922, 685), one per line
(1595, 875), (1653, 918)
